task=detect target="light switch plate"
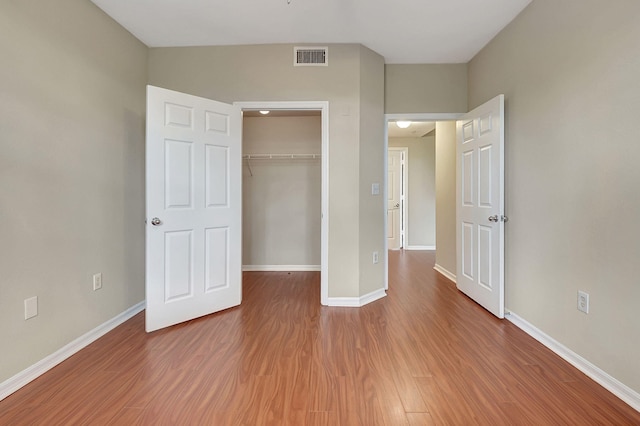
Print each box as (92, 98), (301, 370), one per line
(93, 273), (102, 291)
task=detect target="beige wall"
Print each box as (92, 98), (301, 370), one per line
(149, 44), (385, 298)
(0, 0), (147, 383)
(434, 122), (457, 276)
(469, 0), (640, 393)
(242, 116), (321, 267)
(385, 64), (468, 114)
(389, 136), (436, 248)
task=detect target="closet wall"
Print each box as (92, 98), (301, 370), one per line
(242, 114), (322, 270)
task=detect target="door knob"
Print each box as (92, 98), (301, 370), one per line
(488, 215), (499, 222)
(151, 217), (162, 226)
(394, 203), (400, 208)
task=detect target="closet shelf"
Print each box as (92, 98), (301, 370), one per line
(243, 153), (321, 177)
(243, 153), (321, 160)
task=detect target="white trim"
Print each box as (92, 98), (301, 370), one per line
(433, 264), (457, 283)
(0, 301), (145, 402)
(384, 119), (389, 290)
(384, 112), (464, 292)
(506, 311), (640, 413)
(359, 288), (387, 306)
(234, 101), (329, 306)
(242, 265), (321, 272)
(325, 289), (387, 307)
(405, 245), (436, 251)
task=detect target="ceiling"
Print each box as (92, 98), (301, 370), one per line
(91, 0), (531, 64)
(388, 121), (435, 138)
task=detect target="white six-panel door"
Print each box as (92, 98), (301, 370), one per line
(456, 95), (505, 318)
(387, 149), (403, 250)
(146, 85), (242, 332)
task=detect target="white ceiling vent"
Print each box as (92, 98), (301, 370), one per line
(294, 46), (328, 66)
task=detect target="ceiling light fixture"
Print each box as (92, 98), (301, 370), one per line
(259, 110), (270, 115)
(396, 121), (411, 129)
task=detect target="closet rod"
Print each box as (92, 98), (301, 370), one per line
(242, 153), (321, 160)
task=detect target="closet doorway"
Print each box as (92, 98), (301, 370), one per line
(236, 102), (329, 304)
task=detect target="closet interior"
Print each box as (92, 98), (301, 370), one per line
(242, 111), (322, 271)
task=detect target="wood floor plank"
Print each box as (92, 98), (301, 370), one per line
(1, 251), (638, 425)
(406, 412), (436, 426)
(104, 407), (145, 426)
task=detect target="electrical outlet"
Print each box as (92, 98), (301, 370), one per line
(372, 251), (379, 264)
(24, 296), (38, 320)
(93, 273), (103, 291)
(577, 290), (589, 314)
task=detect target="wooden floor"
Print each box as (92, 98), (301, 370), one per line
(1, 251), (638, 425)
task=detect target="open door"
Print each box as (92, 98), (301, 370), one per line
(387, 149), (403, 250)
(145, 85), (242, 332)
(456, 95), (505, 318)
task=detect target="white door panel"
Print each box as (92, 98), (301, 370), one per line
(456, 95), (504, 318)
(387, 149), (403, 250)
(146, 85), (242, 332)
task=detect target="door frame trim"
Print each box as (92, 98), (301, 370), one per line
(384, 113), (463, 290)
(235, 101), (329, 304)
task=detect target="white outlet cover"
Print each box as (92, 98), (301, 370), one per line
(25, 296), (38, 320)
(577, 290), (589, 314)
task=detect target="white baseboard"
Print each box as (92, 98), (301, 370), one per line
(0, 301), (145, 402)
(506, 311), (640, 412)
(242, 265), (321, 272)
(325, 288), (387, 307)
(433, 264), (456, 283)
(404, 245), (436, 251)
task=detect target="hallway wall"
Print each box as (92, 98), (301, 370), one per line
(434, 121), (457, 276)
(389, 136), (436, 248)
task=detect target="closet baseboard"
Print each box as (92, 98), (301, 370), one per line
(242, 265), (321, 272)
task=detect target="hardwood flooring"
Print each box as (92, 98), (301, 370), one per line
(1, 250), (638, 425)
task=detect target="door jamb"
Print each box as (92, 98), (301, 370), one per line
(235, 101), (329, 305)
(384, 113), (463, 290)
